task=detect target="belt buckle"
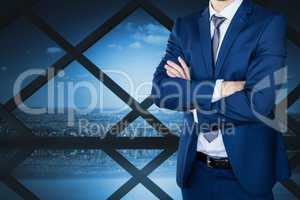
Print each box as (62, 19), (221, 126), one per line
(207, 156), (213, 168)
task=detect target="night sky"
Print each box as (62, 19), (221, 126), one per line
(0, 0), (299, 113)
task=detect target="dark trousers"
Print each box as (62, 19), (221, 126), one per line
(182, 160), (274, 200)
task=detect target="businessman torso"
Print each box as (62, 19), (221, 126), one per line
(151, 0), (291, 197)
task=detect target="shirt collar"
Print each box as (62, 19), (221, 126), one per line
(209, 0), (243, 22)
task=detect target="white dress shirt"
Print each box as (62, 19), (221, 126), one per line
(194, 0), (244, 158)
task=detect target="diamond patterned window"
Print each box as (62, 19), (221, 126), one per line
(0, 0), (299, 199)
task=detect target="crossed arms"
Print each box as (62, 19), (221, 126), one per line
(151, 16), (286, 124)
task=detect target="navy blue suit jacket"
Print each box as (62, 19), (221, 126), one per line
(151, 0), (290, 196)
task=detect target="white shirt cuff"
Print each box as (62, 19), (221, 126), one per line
(192, 109), (198, 123)
(211, 79), (224, 103)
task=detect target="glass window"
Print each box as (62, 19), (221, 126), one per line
(0, 182), (23, 200)
(118, 117), (163, 137)
(12, 61), (130, 137)
(12, 149), (131, 200)
(267, 0), (300, 32)
(149, 106), (184, 137)
(151, 0), (207, 20)
(33, 0), (131, 45)
(123, 183), (159, 200)
(0, 17), (65, 103)
(149, 152), (181, 200)
(273, 183), (298, 200)
(84, 9), (169, 103)
(117, 149), (163, 169)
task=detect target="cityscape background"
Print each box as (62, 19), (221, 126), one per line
(0, 0), (299, 199)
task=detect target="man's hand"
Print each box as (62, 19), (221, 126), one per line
(164, 57), (245, 98)
(221, 81), (245, 98)
(164, 57), (191, 80)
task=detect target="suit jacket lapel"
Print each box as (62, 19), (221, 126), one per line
(198, 8), (214, 79)
(215, 0), (253, 78)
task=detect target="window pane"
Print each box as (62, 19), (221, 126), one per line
(149, 152), (181, 200)
(123, 183), (159, 200)
(151, 0), (207, 20)
(0, 17), (65, 103)
(12, 149), (131, 200)
(117, 149), (163, 169)
(267, 0), (300, 32)
(0, 118), (18, 137)
(291, 164), (300, 182)
(287, 41), (300, 95)
(12, 61), (130, 137)
(33, 0), (130, 45)
(273, 183), (298, 200)
(288, 101), (300, 117)
(150, 106), (184, 137)
(84, 9), (169, 103)
(118, 117), (163, 137)
(0, 182), (23, 200)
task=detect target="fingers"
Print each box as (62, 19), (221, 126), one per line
(165, 65), (181, 78)
(236, 81), (246, 91)
(164, 57), (190, 80)
(178, 57), (190, 80)
(166, 60), (186, 78)
(241, 81), (246, 87)
(221, 81), (246, 98)
(166, 66), (177, 78)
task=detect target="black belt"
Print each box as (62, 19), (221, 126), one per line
(197, 152), (231, 169)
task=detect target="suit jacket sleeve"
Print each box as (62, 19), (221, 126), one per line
(212, 15), (287, 123)
(151, 18), (216, 111)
